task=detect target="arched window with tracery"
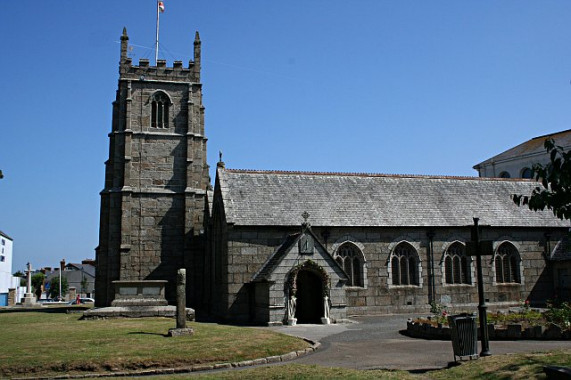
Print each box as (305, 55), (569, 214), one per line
(151, 91), (170, 128)
(494, 242), (521, 284)
(443, 242), (471, 285)
(390, 242), (420, 286)
(334, 243), (364, 287)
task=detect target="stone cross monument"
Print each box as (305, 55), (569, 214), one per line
(22, 262), (37, 307)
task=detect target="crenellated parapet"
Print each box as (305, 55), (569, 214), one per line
(119, 27), (201, 83)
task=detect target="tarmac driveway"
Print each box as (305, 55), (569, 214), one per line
(268, 314), (570, 371)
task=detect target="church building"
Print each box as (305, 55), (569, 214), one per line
(95, 30), (569, 325)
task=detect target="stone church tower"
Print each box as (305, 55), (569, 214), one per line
(95, 29), (209, 307)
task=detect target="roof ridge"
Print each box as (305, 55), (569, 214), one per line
(531, 129), (571, 141)
(223, 168), (533, 182)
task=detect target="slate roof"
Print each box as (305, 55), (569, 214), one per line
(252, 233), (300, 282)
(66, 263), (96, 278)
(217, 168), (569, 228)
(474, 129), (571, 169)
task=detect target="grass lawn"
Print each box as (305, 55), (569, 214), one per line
(0, 311), (310, 377)
(1, 311), (569, 379)
(134, 350), (571, 379)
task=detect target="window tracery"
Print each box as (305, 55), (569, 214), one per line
(335, 243), (364, 287)
(494, 242), (521, 284)
(390, 242), (420, 286)
(151, 91), (170, 128)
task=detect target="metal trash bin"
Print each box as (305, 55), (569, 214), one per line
(448, 313), (478, 361)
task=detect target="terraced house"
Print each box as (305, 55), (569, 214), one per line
(95, 30), (570, 325)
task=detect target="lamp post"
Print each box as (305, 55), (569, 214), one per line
(470, 218), (491, 357)
(59, 259), (65, 301)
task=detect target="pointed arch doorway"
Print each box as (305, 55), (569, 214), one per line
(295, 270), (324, 324)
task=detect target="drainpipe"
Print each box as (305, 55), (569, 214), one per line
(543, 232), (551, 261)
(427, 231), (436, 307)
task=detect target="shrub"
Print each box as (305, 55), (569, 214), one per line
(545, 301), (571, 331)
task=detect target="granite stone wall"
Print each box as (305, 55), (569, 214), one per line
(210, 225), (564, 324)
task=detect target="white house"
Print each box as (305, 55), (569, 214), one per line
(0, 231), (23, 306)
(473, 129), (571, 178)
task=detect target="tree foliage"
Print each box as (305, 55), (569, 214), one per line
(31, 273), (45, 292)
(513, 139), (571, 220)
(48, 276), (69, 299)
(12, 270), (24, 277)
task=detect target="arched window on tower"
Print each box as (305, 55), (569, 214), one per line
(151, 91), (170, 128)
(494, 242), (521, 284)
(334, 243), (364, 287)
(390, 242), (420, 286)
(443, 242), (471, 285)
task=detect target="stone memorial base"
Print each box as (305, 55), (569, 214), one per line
(82, 280), (195, 321)
(22, 293), (37, 307)
(168, 327), (194, 337)
(82, 305), (195, 320)
(111, 280), (168, 307)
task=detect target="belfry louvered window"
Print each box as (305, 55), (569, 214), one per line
(494, 242), (521, 284)
(335, 243), (364, 287)
(151, 92), (170, 128)
(443, 242), (471, 285)
(390, 242), (419, 286)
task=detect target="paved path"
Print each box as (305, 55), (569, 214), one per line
(267, 314), (570, 371)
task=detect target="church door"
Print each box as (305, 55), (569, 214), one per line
(295, 270), (324, 324)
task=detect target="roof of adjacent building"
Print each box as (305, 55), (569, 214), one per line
(474, 129), (571, 169)
(217, 168), (570, 228)
(65, 263), (96, 278)
(0, 230), (13, 240)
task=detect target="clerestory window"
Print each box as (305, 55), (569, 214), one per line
(335, 243), (364, 287)
(151, 91), (170, 128)
(390, 242), (420, 286)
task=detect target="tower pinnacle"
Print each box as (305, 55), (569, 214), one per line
(120, 27), (129, 63)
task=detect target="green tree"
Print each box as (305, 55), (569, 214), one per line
(513, 139), (571, 220)
(48, 277), (69, 299)
(31, 273), (45, 300)
(13, 270), (26, 286)
(80, 276), (88, 295)
(31, 273), (45, 292)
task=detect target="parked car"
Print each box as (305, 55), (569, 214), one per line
(67, 298), (95, 305)
(41, 297), (66, 305)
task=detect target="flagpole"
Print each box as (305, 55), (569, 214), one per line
(155, 0), (160, 65)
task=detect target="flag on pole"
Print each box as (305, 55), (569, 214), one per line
(158, 1), (165, 13)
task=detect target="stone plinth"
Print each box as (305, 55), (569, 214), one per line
(111, 280), (168, 307)
(22, 293), (37, 307)
(168, 327), (194, 337)
(83, 280), (196, 320)
(82, 305), (195, 320)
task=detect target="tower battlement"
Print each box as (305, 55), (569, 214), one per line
(119, 28), (201, 82)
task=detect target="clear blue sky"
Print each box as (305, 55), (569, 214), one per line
(2, 1), (571, 272)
